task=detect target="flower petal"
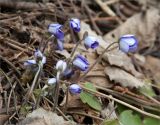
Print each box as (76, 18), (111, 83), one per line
(119, 34), (138, 53)
(24, 59), (36, 66)
(73, 55), (89, 71)
(48, 78), (56, 85)
(56, 60), (67, 72)
(69, 18), (81, 32)
(69, 84), (82, 94)
(48, 23), (64, 40)
(84, 36), (99, 49)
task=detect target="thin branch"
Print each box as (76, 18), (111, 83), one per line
(79, 42), (118, 81)
(81, 85), (160, 120)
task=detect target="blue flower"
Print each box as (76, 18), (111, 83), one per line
(34, 49), (43, 58)
(24, 50), (46, 66)
(34, 49), (46, 64)
(56, 60), (67, 72)
(24, 59), (36, 66)
(63, 68), (74, 78)
(73, 55), (89, 71)
(48, 24), (64, 40)
(84, 36), (99, 49)
(69, 18), (81, 32)
(57, 39), (64, 51)
(119, 34), (138, 53)
(69, 84), (82, 94)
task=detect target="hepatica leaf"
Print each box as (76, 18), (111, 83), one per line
(139, 82), (156, 97)
(84, 82), (96, 91)
(143, 117), (160, 125)
(102, 119), (120, 125)
(120, 110), (142, 125)
(80, 83), (102, 111)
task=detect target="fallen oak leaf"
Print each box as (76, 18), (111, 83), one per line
(105, 66), (144, 88)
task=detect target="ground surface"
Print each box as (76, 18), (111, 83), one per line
(0, 0), (160, 125)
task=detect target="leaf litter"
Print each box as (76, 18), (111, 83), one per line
(0, 0), (160, 124)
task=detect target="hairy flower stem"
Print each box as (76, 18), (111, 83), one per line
(67, 31), (88, 64)
(26, 62), (43, 101)
(42, 35), (54, 53)
(79, 42), (118, 81)
(67, 39), (83, 64)
(53, 71), (61, 111)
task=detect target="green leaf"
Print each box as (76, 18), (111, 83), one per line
(139, 81), (155, 97)
(120, 110), (142, 125)
(102, 119), (120, 125)
(143, 117), (160, 125)
(84, 82), (96, 92)
(80, 83), (102, 111)
(33, 89), (42, 97)
(80, 92), (102, 111)
(20, 104), (32, 115)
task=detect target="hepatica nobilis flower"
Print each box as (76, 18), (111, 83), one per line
(119, 34), (138, 53)
(84, 36), (99, 49)
(56, 60), (67, 72)
(48, 23), (64, 40)
(24, 50), (46, 66)
(69, 18), (81, 32)
(73, 55), (89, 71)
(48, 78), (57, 85)
(69, 84), (82, 94)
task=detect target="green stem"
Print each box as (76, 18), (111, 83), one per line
(42, 35), (54, 53)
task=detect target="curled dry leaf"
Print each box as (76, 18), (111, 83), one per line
(101, 50), (143, 78)
(18, 108), (76, 125)
(100, 100), (117, 119)
(105, 67), (144, 88)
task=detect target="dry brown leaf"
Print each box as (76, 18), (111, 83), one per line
(67, 94), (86, 109)
(104, 67), (144, 88)
(144, 56), (160, 86)
(18, 118), (47, 125)
(0, 114), (10, 125)
(18, 108), (76, 125)
(101, 50), (143, 78)
(103, 8), (160, 50)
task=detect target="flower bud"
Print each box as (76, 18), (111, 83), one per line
(73, 55), (89, 71)
(24, 59), (36, 66)
(84, 36), (99, 49)
(48, 78), (57, 85)
(56, 60), (67, 72)
(119, 34), (138, 53)
(69, 18), (81, 32)
(48, 23), (64, 40)
(69, 84), (82, 94)
(34, 49), (43, 58)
